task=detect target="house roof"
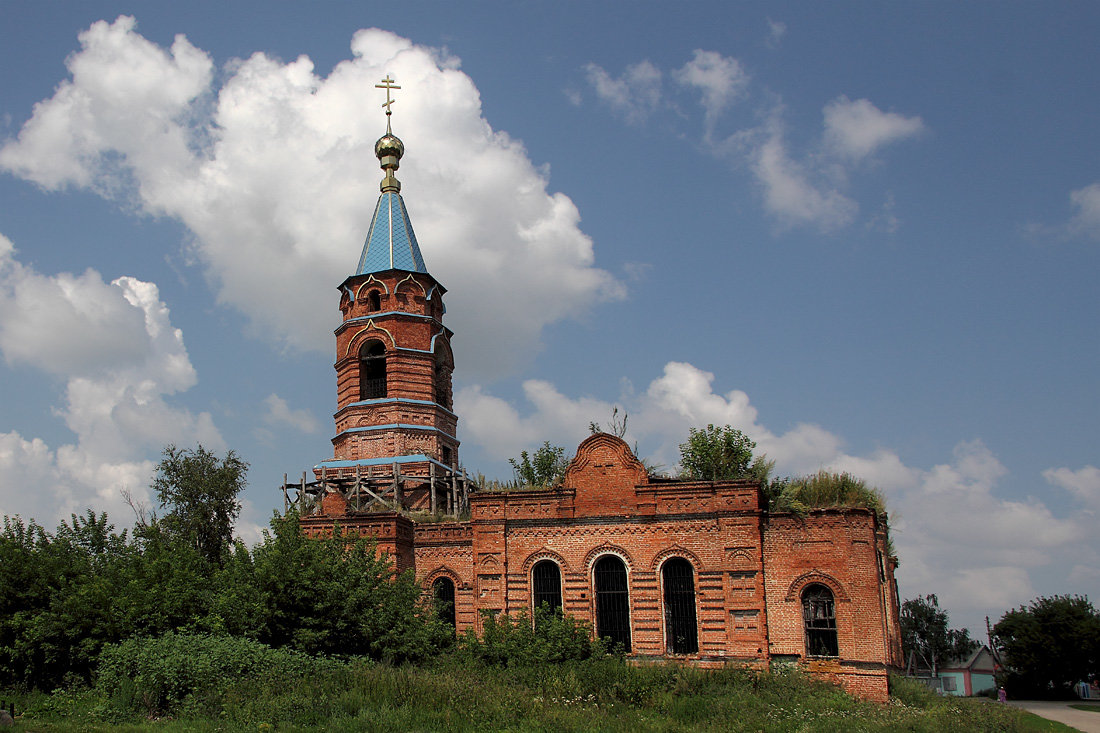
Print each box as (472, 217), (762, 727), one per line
(942, 645), (996, 672)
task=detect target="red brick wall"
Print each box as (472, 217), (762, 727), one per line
(329, 269), (458, 471)
(306, 434), (900, 701)
(763, 510), (894, 702)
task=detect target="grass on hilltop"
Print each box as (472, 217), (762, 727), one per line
(1, 661), (1077, 732)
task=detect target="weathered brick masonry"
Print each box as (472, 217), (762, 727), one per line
(294, 94), (904, 702)
(304, 433), (903, 701)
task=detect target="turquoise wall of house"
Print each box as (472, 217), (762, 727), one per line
(940, 671), (965, 696)
(969, 672), (996, 696)
(941, 671), (996, 696)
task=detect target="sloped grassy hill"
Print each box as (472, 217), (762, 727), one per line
(5, 661), (1072, 732)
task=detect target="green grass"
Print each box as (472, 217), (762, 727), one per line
(1, 666), (1074, 732)
(1070, 702), (1100, 713)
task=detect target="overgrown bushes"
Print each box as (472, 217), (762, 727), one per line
(0, 510), (448, 690)
(96, 632), (344, 715)
(456, 606), (614, 666)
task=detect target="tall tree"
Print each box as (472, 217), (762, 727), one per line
(993, 595), (1100, 697)
(152, 445), (248, 565)
(678, 424), (758, 481)
(901, 594), (977, 677)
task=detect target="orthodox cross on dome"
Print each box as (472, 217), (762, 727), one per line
(375, 75), (401, 133)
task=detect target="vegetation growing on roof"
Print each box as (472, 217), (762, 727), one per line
(508, 441), (571, 488)
(766, 470), (887, 519)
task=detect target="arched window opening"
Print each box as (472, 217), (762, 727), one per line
(662, 558), (698, 654)
(532, 560), (563, 615)
(432, 577), (456, 630)
(367, 290), (381, 312)
(802, 584), (839, 657)
(594, 555), (631, 652)
(434, 357), (451, 410)
(359, 341), (386, 400)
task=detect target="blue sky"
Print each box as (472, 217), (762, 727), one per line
(1, 1), (1097, 636)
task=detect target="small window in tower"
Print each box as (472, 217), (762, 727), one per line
(802, 584), (839, 657)
(532, 560), (563, 615)
(441, 445), (453, 468)
(359, 341), (386, 400)
(367, 290), (381, 312)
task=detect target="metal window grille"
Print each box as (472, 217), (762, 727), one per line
(359, 342), (386, 400)
(532, 561), (563, 614)
(662, 558), (699, 654)
(802, 584), (839, 657)
(594, 555), (631, 652)
(433, 577), (456, 629)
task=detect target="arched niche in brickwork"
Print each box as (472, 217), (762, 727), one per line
(521, 549), (570, 575)
(584, 544), (634, 572)
(394, 273), (427, 296)
(727, 547), (756, 567)
(430, 333), (454, 370)
(423, 565), (461, 587)
(344, 323), (396, 359)
(651, 545), (702, 573)
(354, 275), (390, 299)
(784, 571), (850, 603)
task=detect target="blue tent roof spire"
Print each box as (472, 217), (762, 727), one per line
(356, 76), (428, 275)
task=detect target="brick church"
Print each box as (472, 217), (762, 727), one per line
(287, 80), (903, 701)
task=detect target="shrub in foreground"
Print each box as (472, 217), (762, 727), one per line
(455, 605), (614, 666)
(95, 632), (344, 715)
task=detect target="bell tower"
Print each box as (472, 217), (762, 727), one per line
(316, 76), (459, 485)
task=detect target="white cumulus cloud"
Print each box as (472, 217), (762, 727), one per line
(0, 18), (624, 380)
(456, 359), (1094, 632)
(0, 234), (220, 524)
(584, 60), (663, 123)
(261, 394), (320, 434)
(1044, 464), (1100, 512)
(823, 96), (925, 161)
(751, 124), (858, 231)
(1068, 183), (1100, 239)
(675, 50), (749, 134)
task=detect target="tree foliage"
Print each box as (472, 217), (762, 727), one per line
(0, 490), (451, 689)
(152, 444), (248, 565)
(678, 424), (759, 481)
(509, 441), (570, 487)
(900, 594), (977, 677)
(252, 512), (452, 662)
(993, 594), (1100, 697)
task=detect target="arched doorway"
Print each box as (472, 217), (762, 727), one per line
(593, 555), (631, 652)
(662, 557), (698, 654)
(432, 576), (456, 630)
